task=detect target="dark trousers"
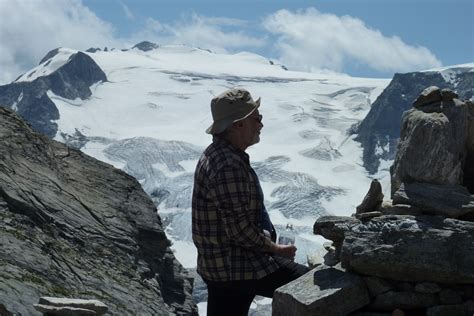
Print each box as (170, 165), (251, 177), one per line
(204, 257), (310, 316)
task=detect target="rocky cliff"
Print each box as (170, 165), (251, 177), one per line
(273, 88), (474, 316)
(355, 66), (474, 174)
(0, 107), (197, 315)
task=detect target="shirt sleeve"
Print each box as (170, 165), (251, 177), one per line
(211, 165), (272, 252)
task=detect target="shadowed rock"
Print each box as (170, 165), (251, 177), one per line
(392, 182), (474, 218)
(356, 179), (384, 214)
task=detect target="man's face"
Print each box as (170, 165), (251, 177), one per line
(241, 110), (263, 147)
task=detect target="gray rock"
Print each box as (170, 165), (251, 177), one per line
(368, 291), (437, 311)
(394, 282), (414, 292)
(378, 201), (422, 216)
(456, 284), (474, 300)
(313, 216), (360, 243)
(363, 277), (394, 298)
(313, 216), (360, 265)
(413, 86), (442, 108)
(0, 108), (197, 315)
(426, 304), (468, 316)
(356, 179), (384, 214)
(272, 265), (370, 316)
(34, 304), (96, 316)
(323, 248), (340, 267)
(349, 312), (392, 316)
(465, 101), (474, 194)
(441, 88), (459, 101)
(438, 288), (463, 305)
(355, 211), (382, 220)
(340, 215), (474, 284)
(391, 99), (470, 196)
(392, 182), (474, 218)
(38, 297), (107, 314)
(414, 282), (442, 294)
(464, 300), (474, 314)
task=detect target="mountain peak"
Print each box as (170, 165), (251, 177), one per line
(132, 41), (160, 52)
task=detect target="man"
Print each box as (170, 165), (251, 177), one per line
(192, 88), (309, 316)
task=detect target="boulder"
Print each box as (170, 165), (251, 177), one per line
(390, 97), (470, 196)
(363, 277), (395, 298)
(368, 291), (437, 311)
(313, 216), (360, 243)
(313, 216), (360, 264)
(340, 215), (474, 284)
(34, 304), (96, 316)
(426, 304), (469, 316)
(414, 283), (442, 294)
(392, 182), (474, 218)
(356, 179), (384, 214)
(412, 86), (442, 108)
(272, 265), (370, 316)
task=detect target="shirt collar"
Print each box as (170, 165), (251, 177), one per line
(212, 136), (250, 163)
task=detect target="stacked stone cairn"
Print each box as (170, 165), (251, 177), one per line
(272, 87), (474, 316)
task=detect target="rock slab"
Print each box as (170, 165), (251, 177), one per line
(272, 265), (370, 316)
(340, 215), (474, 284)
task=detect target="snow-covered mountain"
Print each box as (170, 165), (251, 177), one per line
(1, 42), (392, 269)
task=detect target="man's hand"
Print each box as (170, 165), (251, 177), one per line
(270, 243), (296, 260)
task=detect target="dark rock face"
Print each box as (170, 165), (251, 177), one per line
(0, 49), (107, 138)
(0, 108), (197, 315)
(355, 68), (474, 174)
(133, 41), (160, 51)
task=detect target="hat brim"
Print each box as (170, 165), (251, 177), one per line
(205, 98), (260, 134)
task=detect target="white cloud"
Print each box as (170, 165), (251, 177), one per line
(120, 1), (135, 21)
(262, 8), (442, 74)
(0, 0), (118, 84)
(133, 13), (266, 54)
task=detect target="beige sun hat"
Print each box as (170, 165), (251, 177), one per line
(205, 88), (261, 134)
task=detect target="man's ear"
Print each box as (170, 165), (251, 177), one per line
(233, 121), (244, 129)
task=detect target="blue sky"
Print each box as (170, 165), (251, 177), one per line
(0, 0), (472, 83)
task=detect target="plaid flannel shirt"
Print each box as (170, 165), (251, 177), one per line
(192, 138), (280, 281)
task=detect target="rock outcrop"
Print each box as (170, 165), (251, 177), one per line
(273, 87), (474, 315)
(0, 107), (197, 315)
(355, 66), (474, 174)
(390, 86), (472, 196)
(0, 49), (107, 137)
